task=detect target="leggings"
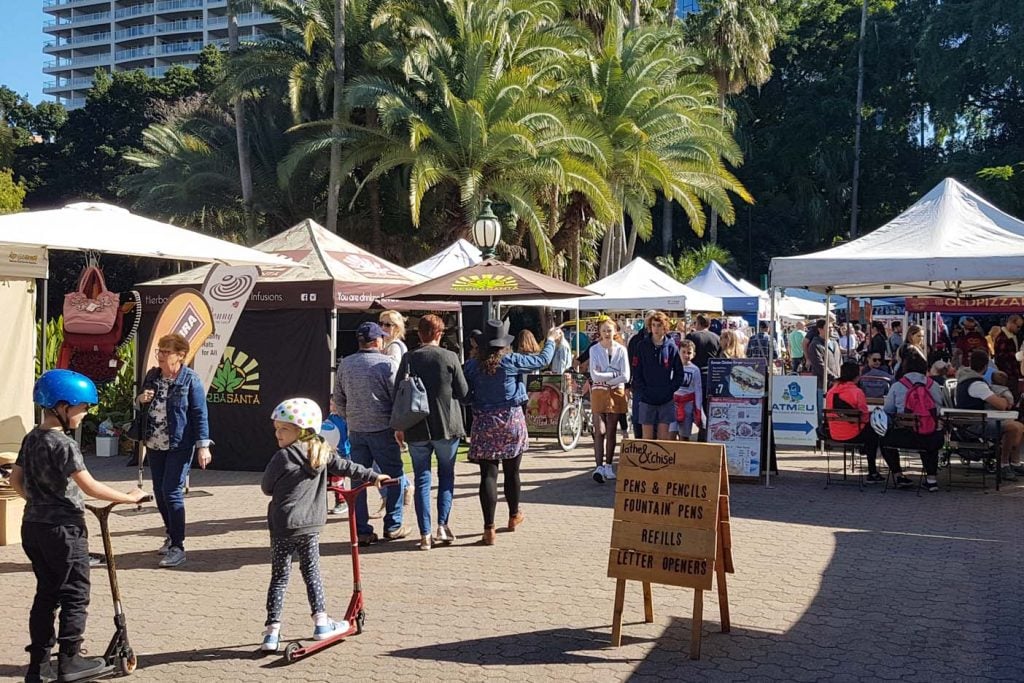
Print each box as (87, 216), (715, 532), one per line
(594, 413), (620, 467)
(265, 533), (326, 626)
(478, 454), (523, 528)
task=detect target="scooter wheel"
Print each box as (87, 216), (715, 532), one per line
(119, 649), (137, 675)
(355, 609), (366, 634)
(283, 642), (301, 663)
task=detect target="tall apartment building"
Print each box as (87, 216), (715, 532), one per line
(43, 0), (279, 110)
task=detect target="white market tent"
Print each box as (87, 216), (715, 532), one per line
(685, 261), (768, 317)
(0, 203), (299, 267)
(0, 203), (301, 455)
(775, 293), (827, 319)
(514, 257), (723, 312)
(409, 238), (482, 277)
(770, 178), (1024, 297)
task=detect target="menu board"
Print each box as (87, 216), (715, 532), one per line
(523, 373), (564, 435)
(706, 358), (767, 478)
(771, 375), (818, 447)
(607, 440), (730, 590)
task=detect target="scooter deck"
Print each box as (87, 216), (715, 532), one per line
(281, 621), (359, 662)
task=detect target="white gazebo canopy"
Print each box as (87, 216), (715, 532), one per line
(770, 178), (1024, 297)
(409, 238), (482, 278)
(513, 258), (723, 312)
(0, 202), (301, 268)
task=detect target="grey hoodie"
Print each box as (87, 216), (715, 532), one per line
(261, 440), (378, 539)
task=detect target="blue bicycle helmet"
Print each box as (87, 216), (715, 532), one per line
(33, 370), (99, 409)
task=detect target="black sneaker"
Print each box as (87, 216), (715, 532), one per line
(924, 479), (940, 492)
(895, 476), (915, 489)
(865, 473), (885, 483)
(56, 651), (106, 683)
(24, 655), (54, 683)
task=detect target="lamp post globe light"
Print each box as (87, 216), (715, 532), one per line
(471, 198), (502, 259)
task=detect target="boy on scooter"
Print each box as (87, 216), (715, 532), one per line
(10, 370), (146, 683)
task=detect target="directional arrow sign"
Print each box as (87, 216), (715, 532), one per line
(775, 421), (816, 434)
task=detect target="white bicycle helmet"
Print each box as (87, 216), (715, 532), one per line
(869, 408), (889, 437)
(320, 419), (341, 450)
(271, 398), (323, 430)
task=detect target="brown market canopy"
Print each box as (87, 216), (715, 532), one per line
(387, 259), (594, 302)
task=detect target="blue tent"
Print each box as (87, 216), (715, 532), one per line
(685, 262), (767, 320)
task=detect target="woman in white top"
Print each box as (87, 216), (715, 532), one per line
(379, 310), (408, 362)
(588, 319), (630, 484)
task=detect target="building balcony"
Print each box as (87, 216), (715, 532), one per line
(114, 4), (155, 20)
(114, 45), (155, 61)
(44, 0), (107, 8)
(155, 19), (204, 35)
(145, 63), (198, 77)
(47, 31), (112, 50)
(157, 40), (203, 55)
(155, 0), (204, 12)
(44, 75), (96, 93)
(44, 10), (110, 31)
(66, 98), (87, 110)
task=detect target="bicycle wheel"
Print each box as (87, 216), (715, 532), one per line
(558, 402), (583, 451)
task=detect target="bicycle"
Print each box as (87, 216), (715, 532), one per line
(557, 372), (592, 451)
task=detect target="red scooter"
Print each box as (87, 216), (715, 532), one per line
(282, 479), (396, 663)
(81, 495), (154, 681)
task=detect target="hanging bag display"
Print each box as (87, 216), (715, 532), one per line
(64, 265), (120, 334)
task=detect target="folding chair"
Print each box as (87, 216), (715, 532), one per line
(821, 409), (867, 489)
(882, 414), (926, 496)
(940, 410), (999, 491)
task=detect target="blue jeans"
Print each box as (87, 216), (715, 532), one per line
(408, 438), (460, 536)
(349, 430), (405, 536)
(148, 446), (193, 550)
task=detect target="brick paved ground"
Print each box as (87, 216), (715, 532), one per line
(2, 440), (1022, 682)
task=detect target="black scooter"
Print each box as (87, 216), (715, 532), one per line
(79, 494), (153, 681)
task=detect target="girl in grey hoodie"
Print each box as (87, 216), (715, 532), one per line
(260, 398), (384, 653)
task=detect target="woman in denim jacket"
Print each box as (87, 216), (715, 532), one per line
(464, 320), (562, 545)
(136, 333), (212, 568)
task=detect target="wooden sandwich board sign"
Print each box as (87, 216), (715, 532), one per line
(608, 439), (733, 660)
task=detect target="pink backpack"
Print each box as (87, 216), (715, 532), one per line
(63, 265), (119, 334)
(899, 376), (937, 434)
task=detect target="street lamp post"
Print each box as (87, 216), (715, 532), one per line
(471, 198), (502, 260)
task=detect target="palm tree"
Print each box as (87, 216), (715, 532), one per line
(292, 0), (616, 270)
(570, 5), (752, 276)
(683, 0), (779, 243)
(227, 0), (258, 243)
(325, 0), (346, 233)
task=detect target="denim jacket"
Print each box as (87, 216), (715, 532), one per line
(465, 340), (555, 410)
(140, 365), (212, 451)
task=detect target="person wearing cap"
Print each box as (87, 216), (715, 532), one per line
(333, 322), (408, 544)
(955, 316), (988, 361)
(464, 319), (562, 545)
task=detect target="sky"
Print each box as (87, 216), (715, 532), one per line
(0, 2), (47, 103)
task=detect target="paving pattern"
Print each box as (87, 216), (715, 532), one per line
(1, 442), (1022, 681)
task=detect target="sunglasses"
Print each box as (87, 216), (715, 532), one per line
(380, 322), (395, 328)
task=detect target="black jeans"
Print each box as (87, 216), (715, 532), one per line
(478, 454), (522, 528)
(832, 424), (882, 475)
(22, 521), (90, 655)
(882, 428), (944, 476)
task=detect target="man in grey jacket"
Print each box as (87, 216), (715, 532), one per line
(333, 322), (406, 544)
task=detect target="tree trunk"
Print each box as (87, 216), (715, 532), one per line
(366, 108), (383, 250)
(707, 88), (727, 244)
(661, 195), (673, 255)
(631, 0), (641, 29)
(599, 224), (613, 278)
(326, 0), (346, 234)
(849, 0), (869, 239)
(228, 11), (255, 244)
(667, 0), (677, 25)
(624, 221), (636, 264)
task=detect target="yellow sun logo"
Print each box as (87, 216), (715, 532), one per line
(452, 274), (520, 292)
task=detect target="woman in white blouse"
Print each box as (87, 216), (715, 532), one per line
(588, 319), (631, 484)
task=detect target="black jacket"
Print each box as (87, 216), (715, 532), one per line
(395, 344), (470, 442)
(261, 441), (377, 539)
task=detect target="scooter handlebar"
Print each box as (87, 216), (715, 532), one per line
(84, 493), (154, 513)
(328, 477), (400, 496)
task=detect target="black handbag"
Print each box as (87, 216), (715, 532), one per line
(125, 404), (149, 442)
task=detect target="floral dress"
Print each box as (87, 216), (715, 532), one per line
(145, 377), (173, 451)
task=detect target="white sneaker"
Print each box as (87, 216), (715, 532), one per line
(604, 464), (617, 481)
(313, 619), (347, 640)
(592, 466), (606, 484)
(159, 546), (186, 568)
(261, 627), (280, 652)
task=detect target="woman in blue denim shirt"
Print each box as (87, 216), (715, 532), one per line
(136, 333), (212, 568)
(464, 320), (561, 545)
